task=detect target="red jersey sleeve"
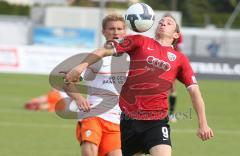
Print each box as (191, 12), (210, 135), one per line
(177, 55), (198, 87)
(111, 35), (143, 55)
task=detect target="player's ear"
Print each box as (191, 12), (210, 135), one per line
(173, 32), (179, 40)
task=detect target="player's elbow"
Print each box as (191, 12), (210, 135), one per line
(188, 85), (204, 102)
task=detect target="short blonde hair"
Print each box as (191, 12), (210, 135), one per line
(102, 13), (126, 30)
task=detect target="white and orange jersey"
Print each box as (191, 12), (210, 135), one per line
(70, 55), (129, 124)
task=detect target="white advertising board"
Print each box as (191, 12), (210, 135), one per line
(0, 45), (93, 75)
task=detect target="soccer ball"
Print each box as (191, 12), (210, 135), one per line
(125, 3), (155, 33)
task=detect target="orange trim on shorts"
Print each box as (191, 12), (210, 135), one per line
(76, 117), (121, 156)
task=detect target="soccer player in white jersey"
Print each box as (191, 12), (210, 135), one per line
(65, 14), (126, 156)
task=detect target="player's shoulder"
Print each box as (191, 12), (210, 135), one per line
(134, 34), (155, 41)
(115, 34), (154, 46)
(167, 48), (189, 61)
(123, 34), (153, 41)
(174, 50), (190, 63)
(168, 47), (184, 56)
(177, 50), (188, 58)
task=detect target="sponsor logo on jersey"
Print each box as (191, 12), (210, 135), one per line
(167, 52), (176, 61)
(146, 56), (171, 71)
(85, 130), (92, 137)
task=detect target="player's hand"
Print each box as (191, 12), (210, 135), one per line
(74, 95), (91, 112)
(63, 69), (82, 84)
(197, 124), (214, 141)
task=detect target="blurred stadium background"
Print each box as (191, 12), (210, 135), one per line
(0, 0), (240, 156)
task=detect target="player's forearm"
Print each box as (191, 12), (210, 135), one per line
(64, 48), (113, 83)
(63, 83), (82, 100)
(188, 85), (208, 127)
(74, 48), (113, 72)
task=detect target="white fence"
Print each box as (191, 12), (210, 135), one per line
(182, 27), (240, 58)
(0, 44), (93, 74)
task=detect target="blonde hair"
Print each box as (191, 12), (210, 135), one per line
(102, 13), (126, 30)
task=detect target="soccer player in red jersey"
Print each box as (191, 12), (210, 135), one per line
(63, 14), (214, 156)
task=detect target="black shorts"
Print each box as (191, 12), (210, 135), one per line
(120, 113), (171, 155)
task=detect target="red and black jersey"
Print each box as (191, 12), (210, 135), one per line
(112, 35), (197, 120)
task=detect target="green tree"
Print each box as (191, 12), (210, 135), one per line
(0, 1), (29, 16)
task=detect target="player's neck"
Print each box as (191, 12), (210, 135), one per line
(157, 38), (173, 47)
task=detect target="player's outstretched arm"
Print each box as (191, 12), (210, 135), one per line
(64, 46), (114, 83)
(188, 85), (214, 141)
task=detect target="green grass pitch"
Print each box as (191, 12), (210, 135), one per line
(0, 73), (240, 156)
